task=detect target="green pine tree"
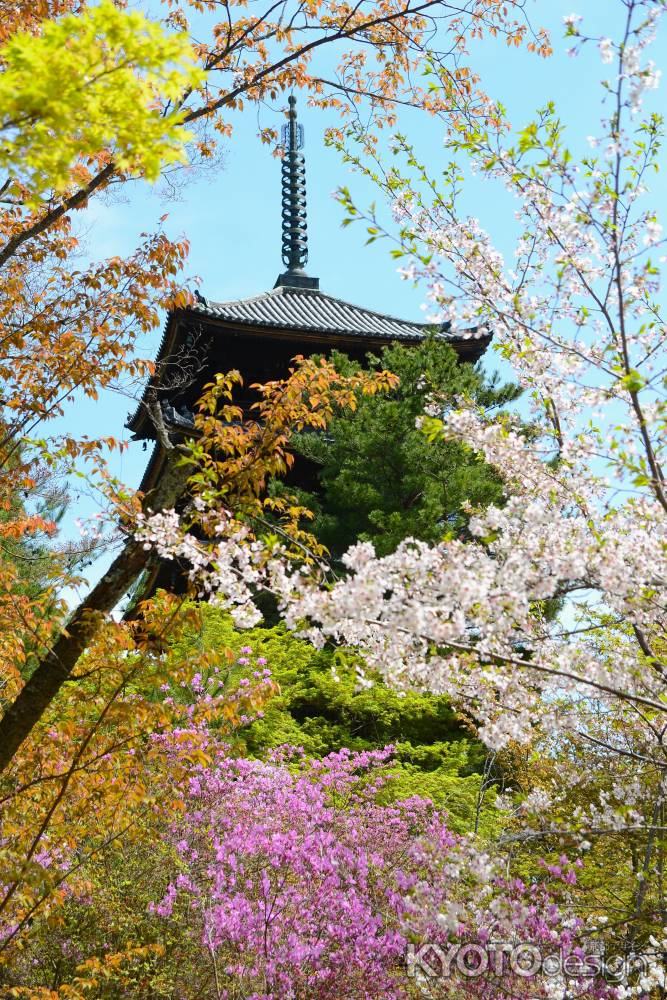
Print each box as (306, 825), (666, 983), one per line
(291, 337), (520, 558)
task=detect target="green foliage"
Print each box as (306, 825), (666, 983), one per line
(171, 606), (501, 837)
(1, 474), (63, 603)
(291, 338), (520, 558)
(0, 0), (203, 203)
(2, 822), (187, 997)
(1, 462), (105, 681)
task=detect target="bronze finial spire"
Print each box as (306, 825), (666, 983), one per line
(275, 95), (319, 290)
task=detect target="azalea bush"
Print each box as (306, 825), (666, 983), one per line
(150, 742), (606, 1000)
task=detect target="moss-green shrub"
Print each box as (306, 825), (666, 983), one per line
(170, 605), (501, 836)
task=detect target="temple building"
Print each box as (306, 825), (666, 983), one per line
(127, 96), (490, 499)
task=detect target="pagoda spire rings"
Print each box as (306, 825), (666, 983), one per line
(275, 95), (319, 290)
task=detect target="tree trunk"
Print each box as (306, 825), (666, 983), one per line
(0, 448), (186, 774)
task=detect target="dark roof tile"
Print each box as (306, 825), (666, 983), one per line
(127, 284), (491, 439)
(192, 284), (453, 341)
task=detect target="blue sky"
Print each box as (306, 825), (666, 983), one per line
(66, 0), (667, 586)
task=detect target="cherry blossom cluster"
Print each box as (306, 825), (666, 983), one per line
(135, 508), (266, 628)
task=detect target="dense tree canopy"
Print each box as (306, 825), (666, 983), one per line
(293, 339), (520, 557)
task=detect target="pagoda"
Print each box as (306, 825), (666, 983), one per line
(127, 96), (491, 499)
